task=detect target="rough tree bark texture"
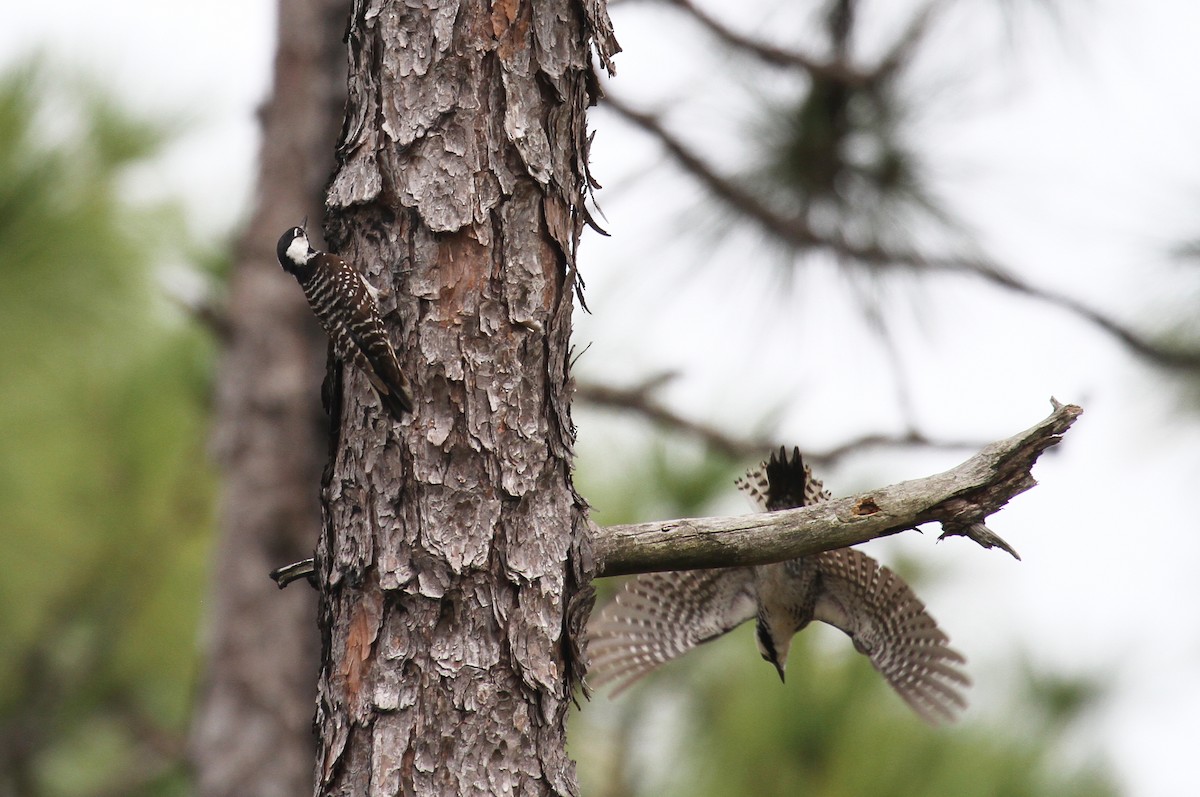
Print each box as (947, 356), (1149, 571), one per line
(313, 1), (616, 795)
(190, 0), (350, 794)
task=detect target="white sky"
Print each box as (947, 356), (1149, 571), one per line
(5, 2), (1200, 795)
(578, 5), (1200, 796)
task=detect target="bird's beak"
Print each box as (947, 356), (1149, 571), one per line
(774, 661), (786, 684)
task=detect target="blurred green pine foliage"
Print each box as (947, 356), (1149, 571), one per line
(0, 60), (216, 797)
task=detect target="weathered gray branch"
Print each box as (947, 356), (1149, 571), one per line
(593, 400), (1081, 577)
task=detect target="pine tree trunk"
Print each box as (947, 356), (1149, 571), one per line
(190, 0), (350, 794)
(312, 1), (614, 793)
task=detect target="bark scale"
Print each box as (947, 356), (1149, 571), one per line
(190, 0), (350, 794)
(313, 1), (617, 795)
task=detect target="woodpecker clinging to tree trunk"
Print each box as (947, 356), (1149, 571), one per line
(587, 447), (970, 725)
(276, 226), (414, 420)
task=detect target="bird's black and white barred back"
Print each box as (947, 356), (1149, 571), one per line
(587, 447), (970, 725)
(276, 226), (414, 420)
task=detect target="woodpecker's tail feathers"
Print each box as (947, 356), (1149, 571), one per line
(377, 380), (414, 420)
(354, 349), (414, 420)
(365, 366), (414, 420)
(737, 446), (831, 512)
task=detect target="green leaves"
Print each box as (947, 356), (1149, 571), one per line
(0, 59), (213, 797)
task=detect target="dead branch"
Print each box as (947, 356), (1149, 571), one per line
(592, 399), (1081, 577)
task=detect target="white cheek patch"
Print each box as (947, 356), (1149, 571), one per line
(286, 235), (310, 264)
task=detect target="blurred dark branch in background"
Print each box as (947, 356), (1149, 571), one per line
(920, 257), (1200, 369)
(660, 0), (945, 85)
(603, 91), (1200, 370)
(661, 0), (864, 81)
(604, 92), (821, 248)
(578, 375), (772, 459)
(577, 373), (986, 467)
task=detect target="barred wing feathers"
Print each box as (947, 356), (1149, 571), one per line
(587, 568), (758, 695)
(812, 547), (970, 724)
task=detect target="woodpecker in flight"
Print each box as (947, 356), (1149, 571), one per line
(276, 226), (414, 420)
(587, 448), (970, 725)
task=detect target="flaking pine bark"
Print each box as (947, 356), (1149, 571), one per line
(311, 1), (617, 795)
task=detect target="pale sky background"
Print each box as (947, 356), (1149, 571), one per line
(576, 6), (1200, 796)
(4, 2), (1200, 795)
